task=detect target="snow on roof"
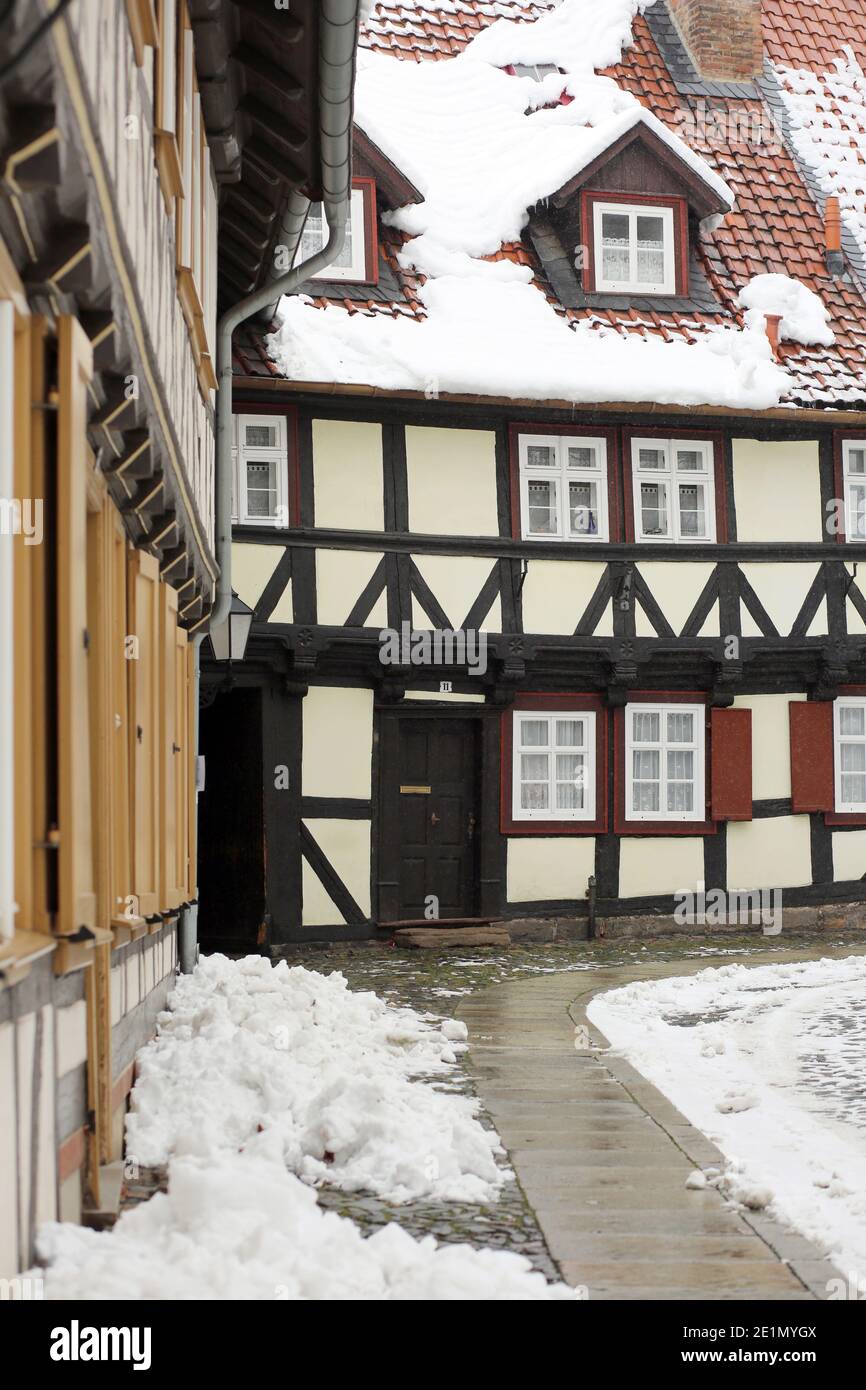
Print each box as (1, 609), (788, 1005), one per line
(776, 45), (866, 266)
(262, 0), (866, 411)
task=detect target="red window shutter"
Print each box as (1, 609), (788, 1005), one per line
(789, 701), (834, 813)
(711, 708), (752, 821)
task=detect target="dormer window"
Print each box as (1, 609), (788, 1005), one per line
(299, 178), (378, 285)
(511, 63), (559, 81)
(593, 200), (676, 295)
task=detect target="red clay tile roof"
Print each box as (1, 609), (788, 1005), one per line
(236, 2), (866, 408)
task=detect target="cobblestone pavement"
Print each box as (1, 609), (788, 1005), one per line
(118, 932), (865, 1285)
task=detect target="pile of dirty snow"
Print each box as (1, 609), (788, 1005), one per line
(126, 954), (504, 1203)
(588, 955), (866, 1278)
(34, 1154), (578, 1301)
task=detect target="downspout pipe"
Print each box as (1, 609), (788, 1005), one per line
(180, 0), (361, 975)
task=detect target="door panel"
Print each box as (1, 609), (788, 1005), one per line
(384, 717), (478, 921)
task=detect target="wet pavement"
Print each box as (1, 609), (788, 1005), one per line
(119, 932), (866, 1293)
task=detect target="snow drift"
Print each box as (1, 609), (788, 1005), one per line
(126, 953), (506, 1204)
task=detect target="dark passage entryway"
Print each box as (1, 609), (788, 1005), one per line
(198, 686), (265, 951)
(380, 715), (479, 921)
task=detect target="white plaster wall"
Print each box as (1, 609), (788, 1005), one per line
(726, 815), (813, 889)
(315, 549), (387, 628)
(412, 554), (502, 632)
(231, 543), (281, 610)
(832, 829), (866, 882)
(520, 560), (611, 636)
(731, 693), (804, 800)
(302, 687), (373, 799)
(406, 427), (498, 536)
(618, 838), (705, 897)
(739, 563), (824, 637)
(301, 860), (343, 926)
(0, 1021), (17, 1276)
(56, 1000), (88, 1077)
(506, 837), (596, 903)
(302, 819), (371, 923)
(732, 439), (822, 542)
(313, 420), (383, 530)
(634, 562), (717, 638)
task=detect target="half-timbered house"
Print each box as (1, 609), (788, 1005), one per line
(201, 0), (866, 951)
(0, 0), (362, 1278)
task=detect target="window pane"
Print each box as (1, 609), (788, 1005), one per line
(246, 460), (276, 517)
(667, 711), (694, 744)
(841, 773), (866, 804)
(569, 478), (598, 535)
(520, 782), (549, 811)
(849, 484), (866, 538)
(245, 423), (278, 448)
(839, 706), (865, 737)
(601, 212), (630, 282)
(640, 480), (668, 536)
(299, 204), (325, 262)
(667, 781), (694, 813)
(566, 445), (596, 469)
(636, 214), (664, 284)
(678, 482), (706, 537)
(840, 742), (866, 772)
(526, 444), (557, 468)
(633, 749), (660, 780)
(633, 780), (660, 813)
(555, 719), (583, 747)
(633, 712), (660, 743)
(520, 720), (548, 747)
(667, 750), (694, 782)
(521, 753), (549, 781)
(527, 478), (558, 534)
(847, 448), (866, 474)
(555, 754), (584, 809)
(676, 449), (703, 471)
(638, 447), (666, 469)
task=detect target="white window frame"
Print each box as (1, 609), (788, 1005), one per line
(631, 437), (716, 544)
(518, 433), (609, 542)
(842, 440), (866, 541)
(625, 702), (705, 823)
(834, 697), (866, 813)
(593, 201), (676, 295)
(231, 414), (288, 527)
(511, 710), (596, 822)
(302, 187), (368, 283)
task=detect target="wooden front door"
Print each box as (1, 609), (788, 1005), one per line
(385, 717), (479, 921)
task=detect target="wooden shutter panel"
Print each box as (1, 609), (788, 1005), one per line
(160, 583), (187, 910)
(710, 707), (752, 821)
(57, 317), (97, 934)
(128, 549), (162, 917)
(790, 701), (834, 813)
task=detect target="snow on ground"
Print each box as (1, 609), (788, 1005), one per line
(269, 0), (802, 411)
(34, 1154), (577, 1301)
(126, 953), (503, 1203)
(777, 46), (866, 263)
(588, 955), (866, 1279)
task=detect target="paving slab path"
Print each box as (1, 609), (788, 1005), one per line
(457, 944), (866, 1301)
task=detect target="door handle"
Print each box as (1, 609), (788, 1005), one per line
(431, 811), (440, 826)
(468, 812), (476, 841)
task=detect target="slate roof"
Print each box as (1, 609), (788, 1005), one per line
(235, 1), (866, 410)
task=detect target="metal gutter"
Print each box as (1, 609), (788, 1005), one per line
(180, 0), (362, 975)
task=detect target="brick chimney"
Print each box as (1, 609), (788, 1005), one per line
(668, 0), (764, 81)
